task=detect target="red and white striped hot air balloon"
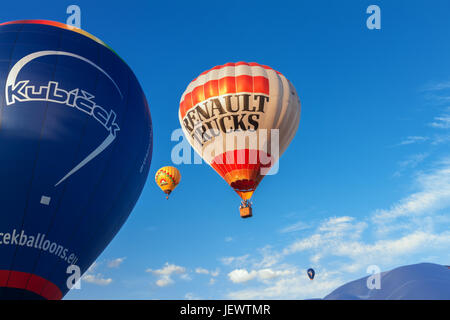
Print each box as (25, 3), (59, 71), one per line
(179, 62), (300, 218)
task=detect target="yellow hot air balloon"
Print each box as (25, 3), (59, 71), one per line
(178, 62), (300, 218)
(155, 166), (181, 199)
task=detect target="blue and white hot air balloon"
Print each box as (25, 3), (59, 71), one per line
(307, 268), (315, 280)
(0, 20), (152, 299)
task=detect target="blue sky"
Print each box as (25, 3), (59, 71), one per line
(2, 0), (450, 299)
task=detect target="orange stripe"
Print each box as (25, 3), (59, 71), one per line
(253, 76), (269, 95)
(236, 75), (253, 93)
(218, 77), (236, 95)
(204, 79), (219, 100)
(191, 85), (205, 107)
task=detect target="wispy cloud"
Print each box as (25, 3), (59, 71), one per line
(397, 136), (429, 146)
(422, 81), (450, 92)
(429, 115), (450, 129)
(373, 158), (450, 222)
(220, 254), (250, 267)
(394, 153), (429, 177)
(279, 220), (310, 233)
(398, 153), (429, 169)
(107, 257), (126, 268)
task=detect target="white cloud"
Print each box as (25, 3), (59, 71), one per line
(83, 274), (113, 286)
(195, 267), (220, 277)
(228, 268), (294, 284)
(82, 262), (113, 286)
(147, 263), (186, 276)
(228, 269), (255, 283)
(283, 216), (367, 256)
(195, 267), (209, 275)
(227, 270), (342, 300)
(156, 276), (173, 287)
(146, 262), (187, 287)
(107, 257), (126, 268)
(280, 215), (449, 273)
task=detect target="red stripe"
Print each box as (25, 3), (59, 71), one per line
(211, 149), (273, 173)
(210, 149), (274, 192)
(0, 270), (62, 300)
(180, 75), (269, 119)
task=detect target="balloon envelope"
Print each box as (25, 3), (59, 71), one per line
(307, 268), (315, 280)
(155, 166), (181, 197)
(178, 62), (300, 202)
(0, 20), (152, 299)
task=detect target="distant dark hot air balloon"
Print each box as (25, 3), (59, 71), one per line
(307, 268), (315, 280)
(0, 20), (152, 299)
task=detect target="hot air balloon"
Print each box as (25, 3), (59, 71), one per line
(307, 268), (315, 280)
(0, 20), (152, 299)
(155, 166), (181, 199)
(178, 62), (300, 218)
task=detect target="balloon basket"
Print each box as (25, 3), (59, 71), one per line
(240, 206), (252, 219)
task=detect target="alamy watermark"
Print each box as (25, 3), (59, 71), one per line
(366, 265), (382, 290)
(66, 5), (81, 29)
(366, 5), (381, 30)
(67, 264), (82, 289)
(170, 128), (281, 175)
